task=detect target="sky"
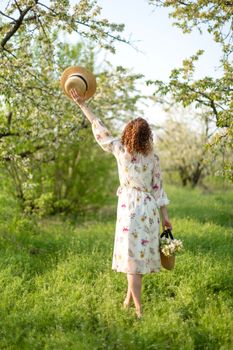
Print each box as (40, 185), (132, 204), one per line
(72, 0), (223, 126)
(96, 0), (222, 81)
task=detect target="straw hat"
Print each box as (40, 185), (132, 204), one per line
(60, 66), (96, 101)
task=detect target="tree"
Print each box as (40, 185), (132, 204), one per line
(0, 0), (129, 115)
(0, 1), (144, 214)
(0, 0), (127, 52)
(0, 37), (144, 214)
(148, 0), (233, 181)
(153, 104), (230, 187)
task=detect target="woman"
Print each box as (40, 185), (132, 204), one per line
(70, 89), (172, 319)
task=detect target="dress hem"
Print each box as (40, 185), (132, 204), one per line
(112, 267), (161, 275)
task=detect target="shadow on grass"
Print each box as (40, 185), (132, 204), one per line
(0, 215), (114, 281)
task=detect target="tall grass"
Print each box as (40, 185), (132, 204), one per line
(0, 184), (232, 349)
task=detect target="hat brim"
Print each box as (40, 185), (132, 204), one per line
(60, 66), (96, 101)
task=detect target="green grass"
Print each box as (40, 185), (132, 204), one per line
(0, 184), (232, 350)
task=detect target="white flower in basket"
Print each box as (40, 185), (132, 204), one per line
(160, 236), (183, 257)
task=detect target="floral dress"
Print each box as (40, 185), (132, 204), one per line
(91, 117), (170, 274)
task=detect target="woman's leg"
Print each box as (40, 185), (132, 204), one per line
(123, 277), (132, 307)
(127, 273), (143, 316)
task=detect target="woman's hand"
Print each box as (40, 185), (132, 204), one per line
(70, 88), (85, 107)
(162, 215), (172, 231)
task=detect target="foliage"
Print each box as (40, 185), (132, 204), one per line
(148, 0), (233, 181)
(148, 0), (233, 55)
(0, 39), (143, 214)
(0, 1), (144, 214)
(0, 0), (129, 119)
(0, 0), (127, 54)
(0, 184), (232, 349)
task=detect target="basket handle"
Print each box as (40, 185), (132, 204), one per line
(160, 228), (174, 240)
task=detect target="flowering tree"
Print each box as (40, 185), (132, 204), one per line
(0, 1), (144, 214)
(154, 104), (232, 187)
(0, 0), (129, 119)
(148, 0), (233, 181)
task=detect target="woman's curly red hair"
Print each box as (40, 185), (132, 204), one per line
(121, 117), (153, 156)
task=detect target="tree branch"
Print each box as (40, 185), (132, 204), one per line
(6, 111), (12, 127)
(14, 0), (23, 13)
(37, 1), (129, 46)
(0, 11), (16, 22)
(186, 85), (219, 121)
(0, 132), (20, 138)
(177, 0), (189, 6)
(1, 1), (38, 48)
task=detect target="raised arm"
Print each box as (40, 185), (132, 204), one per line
(70, 88), (96, 123)
(70, 89), (120, 156)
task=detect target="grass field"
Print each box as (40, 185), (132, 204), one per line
(0, 184), (232, 350)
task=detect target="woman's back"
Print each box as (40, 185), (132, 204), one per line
(91, 117), (169, 207)
(115, 145), (158, 196)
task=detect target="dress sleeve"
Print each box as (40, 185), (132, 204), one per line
(151, 154), (170, 208)
(91, 117), (120, 157)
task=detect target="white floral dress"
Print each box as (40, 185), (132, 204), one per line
(91, 117), (170, 274)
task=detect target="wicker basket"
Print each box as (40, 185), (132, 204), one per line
(160, 228), (176, 270)
(160, 251), (175, 270)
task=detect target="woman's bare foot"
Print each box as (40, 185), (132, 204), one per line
(136, 306), (143, 319)
(123, 298), (131, 309)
